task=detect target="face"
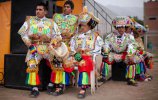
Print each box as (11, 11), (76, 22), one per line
(80, 24), (91, 33)
(133, 30), (139, 38)
(117, 26), (125, 35)
(126, 27), (132, 34)
(63, 4), (72, 15)
(36, 6), (46, 18)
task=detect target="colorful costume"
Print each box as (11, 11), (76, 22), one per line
(53, 13), (78, 78)
(70, 6), (104, 98)
(18, 16), (61, 86)
(102, 16), (140, 85)
(53, 13), (78, 46)
(132, 20), (153, 81)
(47, 13), (77, 95)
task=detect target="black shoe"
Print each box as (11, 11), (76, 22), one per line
(98, 78), (106, 83)
(77, 89), (86, 99)
(47, 86), (55, 95)
(29, 90), (39, 98)
(127, 79), (138, 86)
(52, 88), (63, 96)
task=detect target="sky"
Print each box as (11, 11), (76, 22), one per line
(94, 0), (146, 20)
(95, 0), (144, 7)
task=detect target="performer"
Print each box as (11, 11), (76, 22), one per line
(133, 23), (153, 81)
(53, 0), (78, 46)
(70, 6), (104, 98)
(102, 16), (140, 86)
(18, 3), (61, 97)
(47, 36), (75, 96)
(47, 0), (78, 95)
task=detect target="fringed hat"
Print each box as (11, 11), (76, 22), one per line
(131, 18), (147, 34)
(112, 16), (127, 28)
(134, 23), (147, 34)
(78, 6), (100, 29)
(126, 16), (134, 28)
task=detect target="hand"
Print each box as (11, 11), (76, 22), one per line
(23, 38), (31, 47)
(48, 45), (53, 51)
(79, 60), (86, 66)
(128, 55), (134, 62)
(40, 35), (50, 41)
(30, 34), (39, 40)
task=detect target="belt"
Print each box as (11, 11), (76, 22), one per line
(32, 40), (50, 44)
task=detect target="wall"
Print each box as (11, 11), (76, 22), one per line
(56, 0), (83, 15)
(0, 1), (11, 82)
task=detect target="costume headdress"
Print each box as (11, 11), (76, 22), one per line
(112, 16), (127, 28)
(78, 6), (100, 29)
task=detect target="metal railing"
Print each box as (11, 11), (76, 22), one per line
(84, 0), (113, 37)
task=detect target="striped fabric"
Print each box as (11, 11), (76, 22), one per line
(50, 71), (70, 85)
(126, 65), (136, 79)
(78, 72), (89, 87)
(25, 72), (40, 86)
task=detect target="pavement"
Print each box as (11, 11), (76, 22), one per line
(0, 62), (158, 100)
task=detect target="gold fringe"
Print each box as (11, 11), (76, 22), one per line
(26, 67), (39, 73)
(50, 64), (64, 72)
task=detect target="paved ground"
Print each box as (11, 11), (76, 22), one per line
(0, 62), (158, 100)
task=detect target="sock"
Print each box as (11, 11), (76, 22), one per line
(32, 87), (38, 91)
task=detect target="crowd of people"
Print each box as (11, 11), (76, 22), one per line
(18, 0), (153, 99)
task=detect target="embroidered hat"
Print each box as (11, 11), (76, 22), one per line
(78, 6), (100, 29)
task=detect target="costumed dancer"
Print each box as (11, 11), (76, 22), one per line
(18, 3), (61, 97)
(53, 0), (78, 46)
(102, 16), (140, 86)
(70, 6), (104, 98)
(47, 36), (74, 96)
(47, 0), (78, 95)
(132, 21), (153, 81)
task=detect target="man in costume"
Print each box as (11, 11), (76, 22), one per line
(53, 0), (78, 46)
(101, 16), (140, 86)
(46, 0), (78, 95)
(125, 17), (153, 81)
(70, 6), (104, 98)
(18, 2), (61, 97)
(132, 22), (153, 81)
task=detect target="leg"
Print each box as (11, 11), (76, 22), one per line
(99, 61), (110, 83)
(126, 65), (137, 86)
(26, 59), (40, 98)
(50, 69), (70, 96)
(78, 72), (89, 99)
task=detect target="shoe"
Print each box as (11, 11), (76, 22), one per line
(29, 90), (39, 98)
(98, 78), (106, 83)
(146, 75), (152, 81)
(127, 79), (138, 86)
(47, 85), (55, 95)
(52, 88), (63, 96)
(77, 89), (86, 99)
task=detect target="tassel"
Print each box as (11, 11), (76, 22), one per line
(126, 65), (135, 79)
(105, 63), (109, 77)
(136, 64), (141, 74)
(65, 72), (70, 85)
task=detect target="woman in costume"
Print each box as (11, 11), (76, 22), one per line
(70, 6), (104, 99)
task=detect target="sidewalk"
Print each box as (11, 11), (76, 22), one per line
(0, 62), (158, 100)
